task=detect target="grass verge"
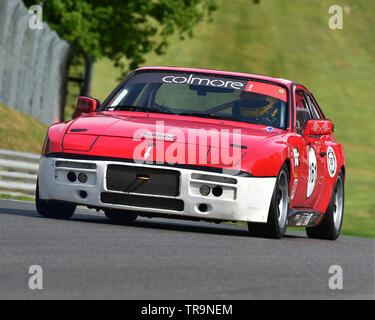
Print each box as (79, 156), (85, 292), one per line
(0, 103), (47, 154)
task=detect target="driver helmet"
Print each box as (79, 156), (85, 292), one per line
(238, 92), (277, 117)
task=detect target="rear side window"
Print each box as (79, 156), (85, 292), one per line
(305, 93), (321, 120)
(295, 90), (312, 134)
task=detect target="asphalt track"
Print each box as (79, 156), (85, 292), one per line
(0, 199), (373, 300)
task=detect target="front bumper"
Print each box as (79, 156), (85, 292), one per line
(38, 155), (276, 223)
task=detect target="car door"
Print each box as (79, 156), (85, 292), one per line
(290, 88), (326, 209)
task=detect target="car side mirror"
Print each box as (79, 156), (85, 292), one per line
(303, 119), (333, 137)
(76, 96), (99, 117)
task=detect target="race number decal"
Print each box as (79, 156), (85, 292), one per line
(327, 146), (337, 178)
(307, 146), (317, 198)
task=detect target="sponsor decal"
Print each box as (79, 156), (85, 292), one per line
(265, 126), (277, 133)
(291, 178), (298, 200)
(293, 148), (300, 167)
(162, 74), (244, 90)
(161, 75), (287, 102)
(138, 132), (176, 142)
(296, 212), (314, 226)
(244, 81), (287, 102)
(311, 121), (330, 135)
(327, 146), (337, 178)
(307, 146), (317, 198)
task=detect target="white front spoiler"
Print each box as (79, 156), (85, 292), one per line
(38, 155), (276, 223)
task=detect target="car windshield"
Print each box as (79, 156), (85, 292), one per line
(105, 71), (288, 129)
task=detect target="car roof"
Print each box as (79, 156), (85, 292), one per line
(134, 66), (298, 88)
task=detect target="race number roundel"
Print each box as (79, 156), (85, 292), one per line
(307, 146), (317, 198)
(327, 146), (337, 178)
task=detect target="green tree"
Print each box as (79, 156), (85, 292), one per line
(23, 0), (218, 74)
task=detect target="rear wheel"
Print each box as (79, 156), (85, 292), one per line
(306, 170), (344, 240)
(104, 209), (137, 223)
(248, 163), (290, 239)
(35, 179), (76, 219)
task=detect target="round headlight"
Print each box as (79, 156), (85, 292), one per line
(199, 185), (210, 196)
(78, 173), (88, 183)
(212, 186), (223, 197)
(67, 171), (76, 182)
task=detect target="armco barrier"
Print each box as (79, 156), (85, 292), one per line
(0, 149), (39, 197)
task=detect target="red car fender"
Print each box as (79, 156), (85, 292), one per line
(41, 121), (71, 156)
(248, 142), (292, 178)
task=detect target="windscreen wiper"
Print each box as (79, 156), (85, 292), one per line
(148, 108), (176, 115)
(111, 105), (175, 115)
(113, 105), (147, 112)
(148, 103), (176, 115)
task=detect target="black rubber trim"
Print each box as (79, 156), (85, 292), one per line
(230, 144), (248, 149)
(101, 192), (184, 211)
(70, 129), (88, 132)
(107, 164), (180, 196)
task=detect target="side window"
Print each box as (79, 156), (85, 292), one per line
(305, 93), (321, 120)
(295, 90), (312, 135)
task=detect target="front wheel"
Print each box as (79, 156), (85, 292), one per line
(306, 170), (344, 240)
(248, 163), (290, 239)
(35, 179), (76, 219)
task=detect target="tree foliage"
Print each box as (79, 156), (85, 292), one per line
(23, 0), (218, 74)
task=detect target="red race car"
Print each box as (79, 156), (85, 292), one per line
(37, 67), (345, 239)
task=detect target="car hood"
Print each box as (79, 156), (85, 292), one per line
(61, 111), (287, 174)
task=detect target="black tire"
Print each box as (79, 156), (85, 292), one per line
(35, 179), (76, 219)
(248, 163), (290, 239)
(104, 209), (137, 223)
(306, 170), (344, 240)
